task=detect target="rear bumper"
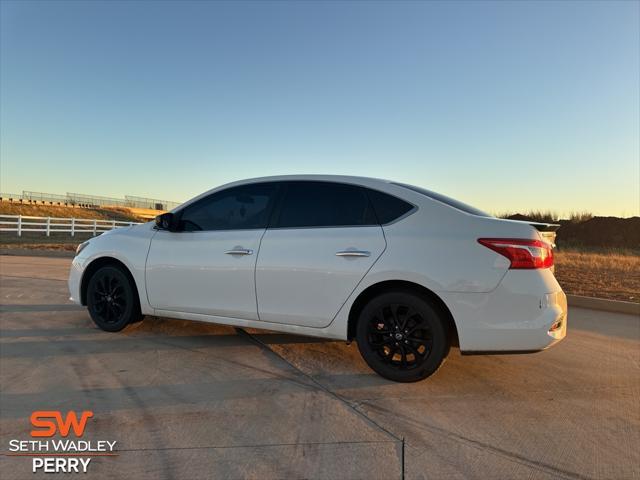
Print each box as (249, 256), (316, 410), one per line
(440, 269), (567, 353)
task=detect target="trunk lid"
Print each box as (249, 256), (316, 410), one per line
(496, 219), (560, 246)
(527, 221), (560, 247)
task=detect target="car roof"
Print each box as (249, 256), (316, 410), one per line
(174, 175), (400, 211)
(228, 174), (393, 187)
(175, 174), (492, 220)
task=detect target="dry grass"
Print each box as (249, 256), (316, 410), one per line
(0, 242), (77, 252)
(554, 249), (640, 303)
(0, 202), (141, 222)
(0, 232), (95, 246)
(497, 210), (595, 224)
(568, 211), (593, 223)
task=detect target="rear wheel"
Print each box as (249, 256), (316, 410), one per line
(86, 265), (141, 332)
(355, 291), (449, 382)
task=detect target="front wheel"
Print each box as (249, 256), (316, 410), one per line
(355, 291), (449, 382)
(86, 265), (141, 332)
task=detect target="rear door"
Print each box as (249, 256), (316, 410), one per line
(146, 182), (278, 320)
(255, 181), (386, 328)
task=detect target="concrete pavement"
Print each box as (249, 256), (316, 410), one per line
(1, 255), (638, 479)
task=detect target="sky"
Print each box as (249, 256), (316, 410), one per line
(1, 0), (638, 217)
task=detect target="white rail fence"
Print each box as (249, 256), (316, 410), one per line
(0, 215), (140, 237)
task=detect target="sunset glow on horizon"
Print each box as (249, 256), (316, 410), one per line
(1, 1), (638, 217)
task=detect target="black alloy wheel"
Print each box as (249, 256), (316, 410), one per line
(87, 265), (140, 332)
(356, 291), (448, 382)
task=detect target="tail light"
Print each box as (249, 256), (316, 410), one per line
(478, 238), (554, 269)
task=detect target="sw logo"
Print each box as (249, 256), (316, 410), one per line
(6, 410), (117, 474)
(30, 410), (94, 437)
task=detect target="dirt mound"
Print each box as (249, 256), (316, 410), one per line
(506, 215), (640, 249)
(559, 216), (640, 249)
(0, 203), (142, 222)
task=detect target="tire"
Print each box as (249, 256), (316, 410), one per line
(86, 265), (141, 332)
(355, 291), (449, 382)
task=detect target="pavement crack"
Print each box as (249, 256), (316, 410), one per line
(361, 400), (595, 480)
(235, 328), (402, 443)
(133, 333), (321, 391)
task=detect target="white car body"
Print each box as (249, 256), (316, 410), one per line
(68, 175), (567, 353)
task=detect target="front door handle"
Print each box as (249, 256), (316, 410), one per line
(336, 250), (371, 257)
(225, 248), (253, 255)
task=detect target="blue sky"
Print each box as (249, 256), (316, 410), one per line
(1, 0), (638, 216)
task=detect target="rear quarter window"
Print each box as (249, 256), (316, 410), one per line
(394, 183), (491, 217)
(365, 189), (415, 224)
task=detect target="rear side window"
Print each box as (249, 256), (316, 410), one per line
(179, 183), (277, 231)
(273, 182), (377, 228)
(365, 189), (414, 224)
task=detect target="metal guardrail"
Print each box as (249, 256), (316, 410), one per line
(0, 215), (140, 237)
(124, 195), (182, 211)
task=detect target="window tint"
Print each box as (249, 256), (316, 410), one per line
(179, 183), (277, 231)
(394, 183), (491, 217)
(365, 189), (414, 224)
(274, 182), (377, 228)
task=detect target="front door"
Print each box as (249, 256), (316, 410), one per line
(146, 182), (278, 320)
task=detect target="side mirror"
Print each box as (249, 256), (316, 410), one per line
(155, 212), (178, 232)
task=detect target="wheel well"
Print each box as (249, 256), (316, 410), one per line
(347, 280), (459, 347)
(80, 257), (140, 308)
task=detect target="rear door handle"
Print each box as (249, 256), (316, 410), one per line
(225, 248), (253, 255)
(335, 250), (370, 257)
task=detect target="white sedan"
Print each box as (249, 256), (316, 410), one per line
(68, 175), (567, 382)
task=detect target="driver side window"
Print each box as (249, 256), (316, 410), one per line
(179, 183), (277, 231)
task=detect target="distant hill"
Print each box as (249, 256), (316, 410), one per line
(506, 214), (640, 250)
